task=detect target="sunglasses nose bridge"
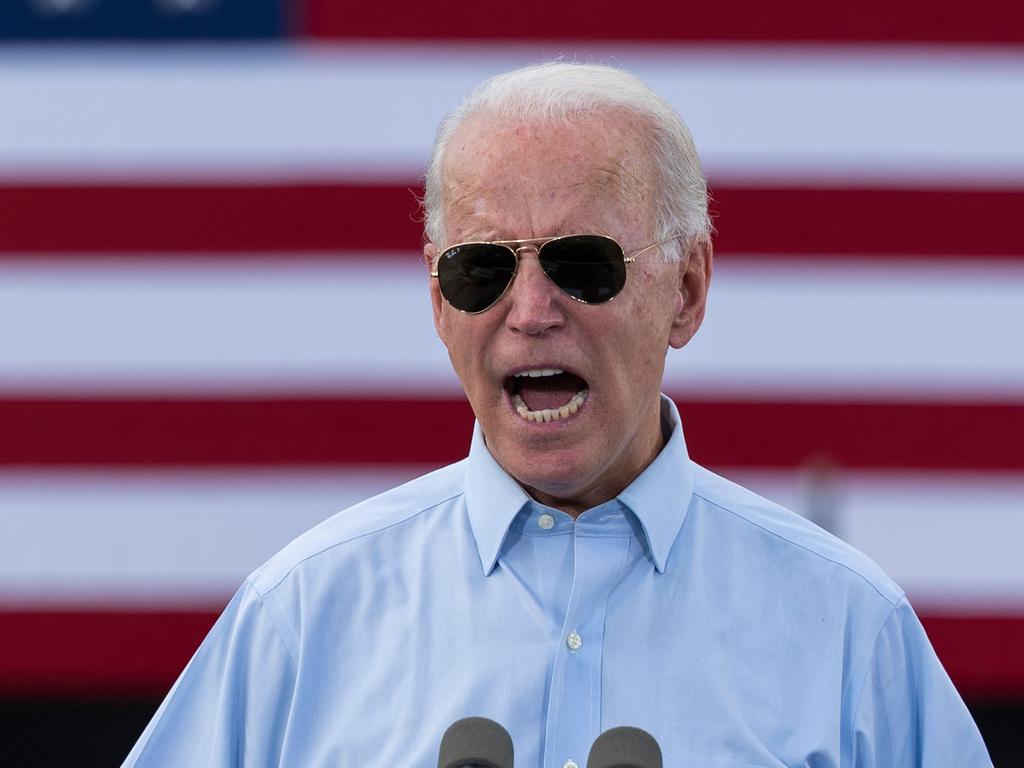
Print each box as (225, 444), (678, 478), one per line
(501, 244), (566, 320)
(509, 245), (559, 292)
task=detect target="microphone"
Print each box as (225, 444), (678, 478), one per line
(586, 726), (663, 768)
(437, 717), (514, 768)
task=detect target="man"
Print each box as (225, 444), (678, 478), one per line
(123, 63), (990, 766)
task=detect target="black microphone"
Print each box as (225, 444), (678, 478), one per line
(586, 726), (663, 768)
(437, 717), (514, 768)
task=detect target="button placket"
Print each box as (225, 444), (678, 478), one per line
(543, 520), (633, 767)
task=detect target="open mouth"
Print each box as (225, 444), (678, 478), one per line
(504, 368), (590, 423)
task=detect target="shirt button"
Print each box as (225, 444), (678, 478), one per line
(538, 513), (555, 530)
(566, 630), (583, 652)
(564, 761), (579, 768)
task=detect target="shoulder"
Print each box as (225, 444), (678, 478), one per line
(688, 463), (904, 607)
(247, 460), (468, 597)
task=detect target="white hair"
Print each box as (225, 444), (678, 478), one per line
(422, 61), (710, 261)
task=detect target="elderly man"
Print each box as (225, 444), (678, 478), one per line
(123, 63), (990, 767)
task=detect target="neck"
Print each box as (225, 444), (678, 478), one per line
(521, 420), (669, 518)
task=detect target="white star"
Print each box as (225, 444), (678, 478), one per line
(153, 0), (218, 14)
(30, 0), (90, 15)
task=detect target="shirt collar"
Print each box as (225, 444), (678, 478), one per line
(464, 423), (533, 575)
(464, 394), (694, 575)
(616, 395), (694, 574)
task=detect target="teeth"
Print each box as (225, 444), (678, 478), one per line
(513, 368), (564, 378)
(511, 389), (588, 423)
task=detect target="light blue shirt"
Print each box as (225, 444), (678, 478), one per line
(123, 397), (990, 767)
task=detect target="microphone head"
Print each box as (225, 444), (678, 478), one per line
(437, 717), (514, 768)
(586, 726), (663, 768)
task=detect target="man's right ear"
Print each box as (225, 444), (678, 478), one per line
(423, 241), (437, 273)
(424, 242), (447, 346)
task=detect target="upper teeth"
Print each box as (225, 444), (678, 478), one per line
(514, 368), (564, 378)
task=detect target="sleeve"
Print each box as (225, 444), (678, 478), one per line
(121, 579), (298, 768)
(851, 596), (992, 767)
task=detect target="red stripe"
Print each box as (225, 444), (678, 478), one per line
(1, 396), (1021, 470)
(0, 184), (423, 254)
(2, 184), (1023, 258)
(709, 186), (1024, 258)
(1, 609), (1020, 698)
(300, 0), (1024, 45)
(920, 614), (1024, 700)
(0, 609), (220, 698)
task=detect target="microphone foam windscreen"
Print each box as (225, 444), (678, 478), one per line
(437, 717), (514, 768)
(586, 726), (663, 768)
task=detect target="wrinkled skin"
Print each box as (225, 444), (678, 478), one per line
(426, 110), (712, 517)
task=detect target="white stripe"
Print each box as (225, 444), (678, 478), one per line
(731, 469), (1024, 612)
(1, 44), (1022, 183)
(2, 257), (1022, 399)
(1, 468), (1021, 609)
(0, 467), (427, 606)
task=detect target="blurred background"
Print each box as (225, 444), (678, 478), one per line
(1, 0), (1023, 764)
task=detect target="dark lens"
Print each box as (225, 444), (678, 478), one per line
(538, 235), (627, 303)
(437, 243), (517, 313)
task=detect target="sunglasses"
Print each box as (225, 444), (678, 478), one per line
(431, 233), (681, 314)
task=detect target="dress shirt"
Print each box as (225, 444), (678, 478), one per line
(123, 396), (991, 767)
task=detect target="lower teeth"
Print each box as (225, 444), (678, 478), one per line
(511, 389), (589, 423)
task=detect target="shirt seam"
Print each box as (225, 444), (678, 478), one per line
(846, 595), (906, 765)
(124, 579), (298, 766)
(252, 490), (466, 597)
(246, 577), (300, 664)
(692, 491), (904, 606)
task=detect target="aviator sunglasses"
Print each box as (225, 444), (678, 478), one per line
(431, 233), (682, 314)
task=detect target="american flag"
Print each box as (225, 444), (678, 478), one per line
(1, 0), (1023, 707)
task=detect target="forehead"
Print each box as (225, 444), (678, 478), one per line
(440, 110), (657, 239)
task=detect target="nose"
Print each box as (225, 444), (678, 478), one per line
(503, 248), (566, 335)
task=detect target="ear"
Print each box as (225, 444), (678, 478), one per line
(425, 241), (449, 348)
(668, 236), (713, 349)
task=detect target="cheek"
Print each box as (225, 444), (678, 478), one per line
(616, 298), (674, 383)
(438, 305), (469, 353)
(440, 316), (487, 387)
(444, 324), (470, 367)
